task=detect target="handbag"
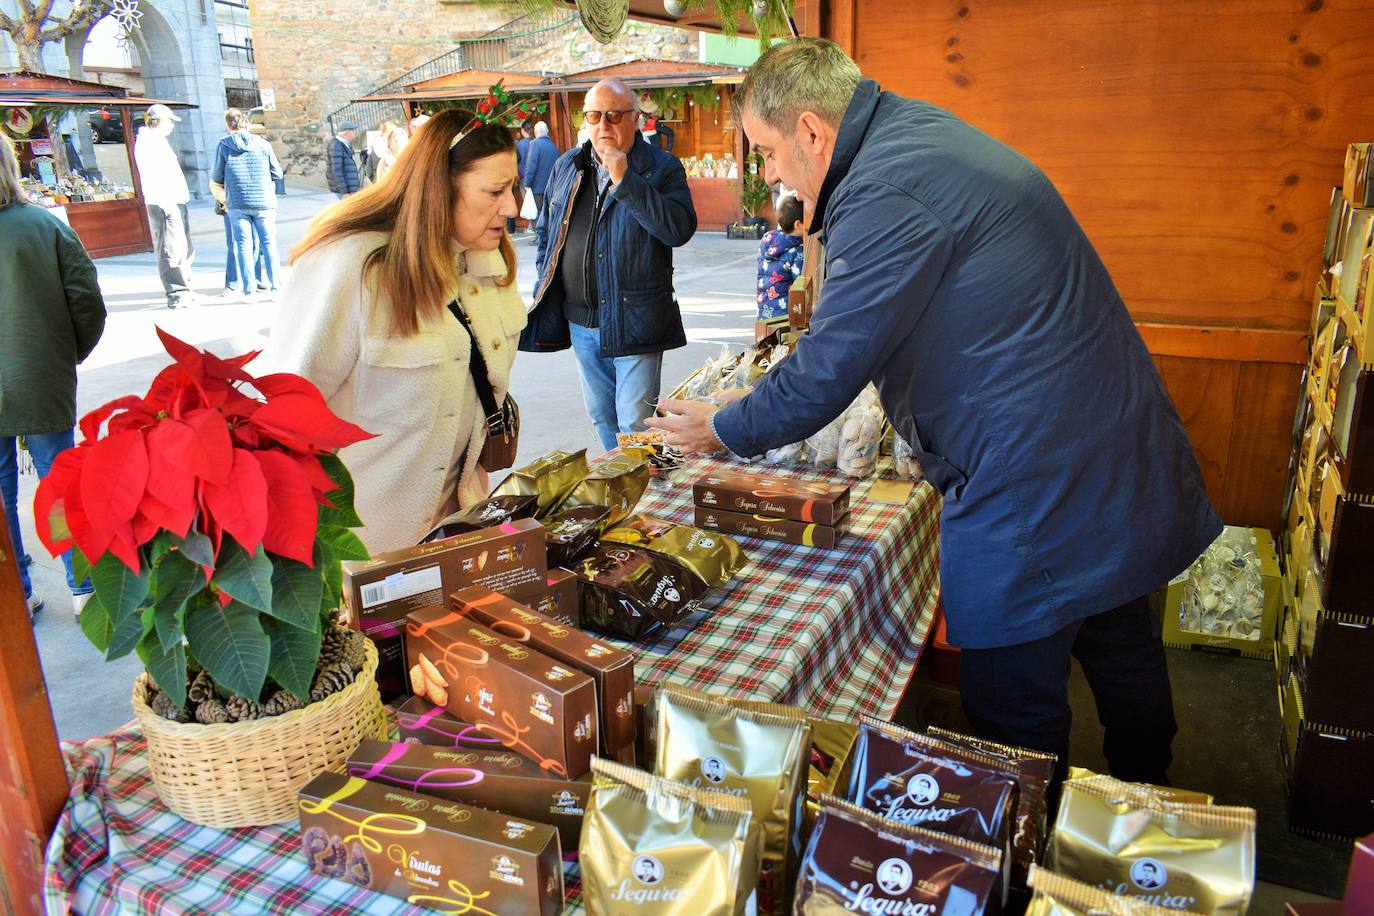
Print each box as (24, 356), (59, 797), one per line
(446, 300), (519, 472)
(520, 187), (538, 221)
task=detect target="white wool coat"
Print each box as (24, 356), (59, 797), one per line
(264, 231), (525, 555)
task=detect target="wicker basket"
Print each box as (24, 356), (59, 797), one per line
(131, 638), (386, 828)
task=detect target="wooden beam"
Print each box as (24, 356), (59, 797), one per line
(0, 515), (70, 915)
(825, 0), (858, 57)
(1135, 323), (1309, 365)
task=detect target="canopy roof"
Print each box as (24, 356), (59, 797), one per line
(0, 71), (195, 110)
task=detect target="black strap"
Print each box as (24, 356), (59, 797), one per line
(446, 300), (500, 422)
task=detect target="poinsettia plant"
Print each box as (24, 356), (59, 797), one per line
(34, 329), (376, 713)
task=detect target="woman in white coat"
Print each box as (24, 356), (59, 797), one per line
(266, 108), (525, 554)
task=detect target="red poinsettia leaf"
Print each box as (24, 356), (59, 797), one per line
(66, 475), (113, 567)
(33, 448), (86, 555)
(79, 429), (149, 535)
(218, 589), (233, 608)
(197, 483), (224, 561)
(249, 392), (376, 451)
(156, 327), (206, 380)
(231, 424), (262, 448)
(257, 450), (319, 566)
(137, 491), (188, 539)
(141, 443), (196, 538)
(79, 395), (151, 444)
(220, 388), (262, 422)
(201, 448), (268, 556)
(223, 350), (261, 370)
(144, 364), (182, 411)
(252, 373), (328, 401)
(203, 349), (259, 384)
(132, 510), (161, 547)
(293, 453), (339, 495)
(106, 523), (141, 573)
(152, 409), (233, 485)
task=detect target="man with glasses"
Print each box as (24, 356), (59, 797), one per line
(523, 78), (697, 452)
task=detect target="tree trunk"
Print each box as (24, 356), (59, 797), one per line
(16, 39), (45, 73)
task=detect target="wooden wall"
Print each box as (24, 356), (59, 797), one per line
(800, 0), (1374, 529)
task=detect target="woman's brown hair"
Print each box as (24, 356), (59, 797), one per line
(291, 108), (517, 335)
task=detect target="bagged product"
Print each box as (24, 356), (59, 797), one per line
(796, 796), (1002, 916)
(554, 452), (650, 527)
(492, 449), (590, 517)
(1065, 767), (1214, 805)
(837, 387), (884, 478)
(803, 414), (845, 470)
(892, 432), (924, 482)
(581, 758), (760, 916)
(801, 717), (861, 836)
(420, 494), (539, 542)
(654, 686), (812, 916)
(601, 514), (748, 588)
(574, 544), (709, 640)
(542, 505), (611, 567)
(1025, 866), (1179, 916)
(1048, 775), (1256, 914)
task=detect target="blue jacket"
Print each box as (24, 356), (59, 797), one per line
(714, 80), (1221, 650)
(757, 229), (804, 320)
(516, 137), (531, 183)
(212, 132), (282, 212)
(522, 137), (696, 358)
(522, 135), (559, 195)
(327, 136), (359, 195)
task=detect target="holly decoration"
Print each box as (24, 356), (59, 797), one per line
(33, 329), (375, 711)
(456, 81), (550, 140)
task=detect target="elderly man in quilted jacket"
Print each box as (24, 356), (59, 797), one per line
(523, 78), (697, 451)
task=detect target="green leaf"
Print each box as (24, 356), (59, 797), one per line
(147, 531), (178, 568)
(91, 551), (152, 631)
(151, 552), (206, 652)
(267, 556), (324, 632)
(214, 539), (274, 611)
(316, 452), (364, 528)
(107, 606), (152, 661)
(264, 617), (323, 702)
(316, 524), (369, 563)
(317, 541), (344, 611)
(178, 529), (216, 569)
(137, 630), (188, 708)
(79, 591), (113, 653)
(185, 597), (270, 700)
(71, 546), (91, 589)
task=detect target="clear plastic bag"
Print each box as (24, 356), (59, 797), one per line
(891, 431), (924, 482)
(1179, 528), (1265, 641)
(837, 387), (883, 478)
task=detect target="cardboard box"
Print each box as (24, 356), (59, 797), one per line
(342, 519), (546, 634)
(397, 695), (517, 750)
(1296, 606), (1374, 731)
(695, 505), (847, 549)
(451, 586), (635, 755)
(298, 770), (563, 914)
(1314, 494), (1374, 615)
(788, 274), (813, 329)
(693, 470), (850, 525)
(1345, 831), (1374, 915)
(1345, 143), (1373, 208)
(345, 739), (590, 849)
(1159, 526), (1280, 660)
(404, 606), (597, 778)
(508, 568), (580, 628)
(1280, 672), (1374, 840)
(362, 628), (409, 703)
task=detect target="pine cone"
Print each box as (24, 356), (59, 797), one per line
(263, 688), (305, 717)
(187, 669), (215, 704)
(320, 627), (365, 673)
(150, 689), (194, 723)
(194, 697), (231, 724)
(225, 694), (263, 722)
(310, 663), (354, 703)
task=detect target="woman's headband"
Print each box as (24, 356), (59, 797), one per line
(448, 81), (549, 150)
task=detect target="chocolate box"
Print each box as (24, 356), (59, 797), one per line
(297, 770), (563, 915)
(1296, 606), (1374, 731)
(397, 696), (516, 750)
(1279, 670), (1374, 839)
(451, 586), (636, 756)
(695, 506), (848, 549)
(345, 739), (591, 849)
(404, 606), (598, 778)
(1346, 831), (1374, 915)
(694, 471), (850, 526)
(342, 519), (546, 635)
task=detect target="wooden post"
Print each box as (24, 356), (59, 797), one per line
(0, 515), (70, 915)
(123, 107), (152, 251)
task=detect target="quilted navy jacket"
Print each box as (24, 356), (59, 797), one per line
(523, 136), (696, 358)
(714, 79), (1221, 649)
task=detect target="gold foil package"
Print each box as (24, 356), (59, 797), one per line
(581, 758), (760, 916)
(492, 449), (590, 517)
(601, 514), (749, 588)
(1025, 866), (1180, 916)
(1048, 774), (1256, 914)
(1066, 767), (1214, 805)
(555, 453), (650, 527)
(653, 686), (812, 916)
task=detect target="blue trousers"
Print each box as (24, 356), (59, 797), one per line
(567, 322), (663, 453)
(1, 430), (91, 598)
(223, 212), (268, 289)
(228, 208), (280, 295)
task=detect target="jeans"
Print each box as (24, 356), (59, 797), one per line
(958, 593), (1177, 785)
(147, 202), (194, 301)
(656, 123), (675, 153)
(1, 430), (92, 598)
(568, 322), (663, 452)
(228, 208), (280, 295)
(222, 212), (268, 289)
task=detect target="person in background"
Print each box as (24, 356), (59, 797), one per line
(0, 130), (106, 618)
(133, 103), (194, 308)
(756, 194), (805, 325)
(212, 116), (267, 296)
(523, 120), (559, 223)
(327, 121), (361, 198)
(375, 121), (408, 185)
(265, 108), (525, 554)
(511, 121), (535, 236)
(639, 111), (658, 147)
(212, 107), (284, 298)
(655, 114), (675, 153)
(524, 78), (697, 452)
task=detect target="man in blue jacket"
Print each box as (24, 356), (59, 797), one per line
(326, 122), (360, 198)
(523, 121), (561, 224)
(522, 78), (697, 451)
(212, 108), (284, 297)
(650, 39), (1221, 783)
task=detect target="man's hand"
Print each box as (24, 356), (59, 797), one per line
(598, 143), (629, 185)
(645, 399), (726, 454)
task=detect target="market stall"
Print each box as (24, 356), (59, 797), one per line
(0, 71), (194, 258)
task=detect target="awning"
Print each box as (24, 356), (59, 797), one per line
(353, 61), (745, 105)
(0, 71), (196, 110)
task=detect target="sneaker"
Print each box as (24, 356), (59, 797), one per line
(219, 286), (237, 298)
(27, 594), (44, 617)
(73, 592), (93, 619)
(256, 281), (270, 291)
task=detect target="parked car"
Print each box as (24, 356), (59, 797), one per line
(88, 108), (144, 143)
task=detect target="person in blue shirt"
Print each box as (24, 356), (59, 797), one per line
(212, 108), (284, 296)
(650, 38), (1221, 784)
(757, 194), (805, 322)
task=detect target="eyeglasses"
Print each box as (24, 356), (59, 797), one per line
(583, 109), (634, 126)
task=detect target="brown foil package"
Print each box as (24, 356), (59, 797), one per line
(1066, 766), (1214, 805)
(1025, 866), (1179, 916)
(492, 449), (590, 517)
(297, 771), (563, 915)
(694, 471), (851, 526)
(554, 452), (651, 527)
(345, 739), (590, 849)
(404, 606), (598, 778)
(1048, 775), (1256, 914)
(602, 514), (749, 588)
(420, 494), (539, 542)
(695, 506), (849, 549)
(452, 585), (636, 756)
(574, 544), (709, 640)
(521, 568), (580, 628)
(543, 506), (611, 568)
(654, 686), (812, 916)
(581, 758), (760, 916)
(929, 725), (1057, 882)
(796, 795), (1002, 916)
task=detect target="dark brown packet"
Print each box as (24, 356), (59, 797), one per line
(492, 449), (590, 517)
(542, 505), (611, 567)
(928, 725), (1057, 885)
(553, 452), (651, 528)
(797, 795), (1002, 916)
(601, 514), (749, 588)
(574, 544), (710, 640)
(1024, 866), (1180, 915)
(420, 494), (539, 542)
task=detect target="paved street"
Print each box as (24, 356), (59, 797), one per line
(19, 184), (762, 740)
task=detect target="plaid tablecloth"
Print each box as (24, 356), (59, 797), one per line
(45, 456), (941, 915)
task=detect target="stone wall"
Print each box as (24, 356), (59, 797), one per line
(506, 19), (698, 78)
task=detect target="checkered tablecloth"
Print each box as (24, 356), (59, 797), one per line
(45, 456), (941, 915)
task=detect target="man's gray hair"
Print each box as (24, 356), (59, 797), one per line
(735, 37), (861, 133)
(534, 121), (549, 138)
